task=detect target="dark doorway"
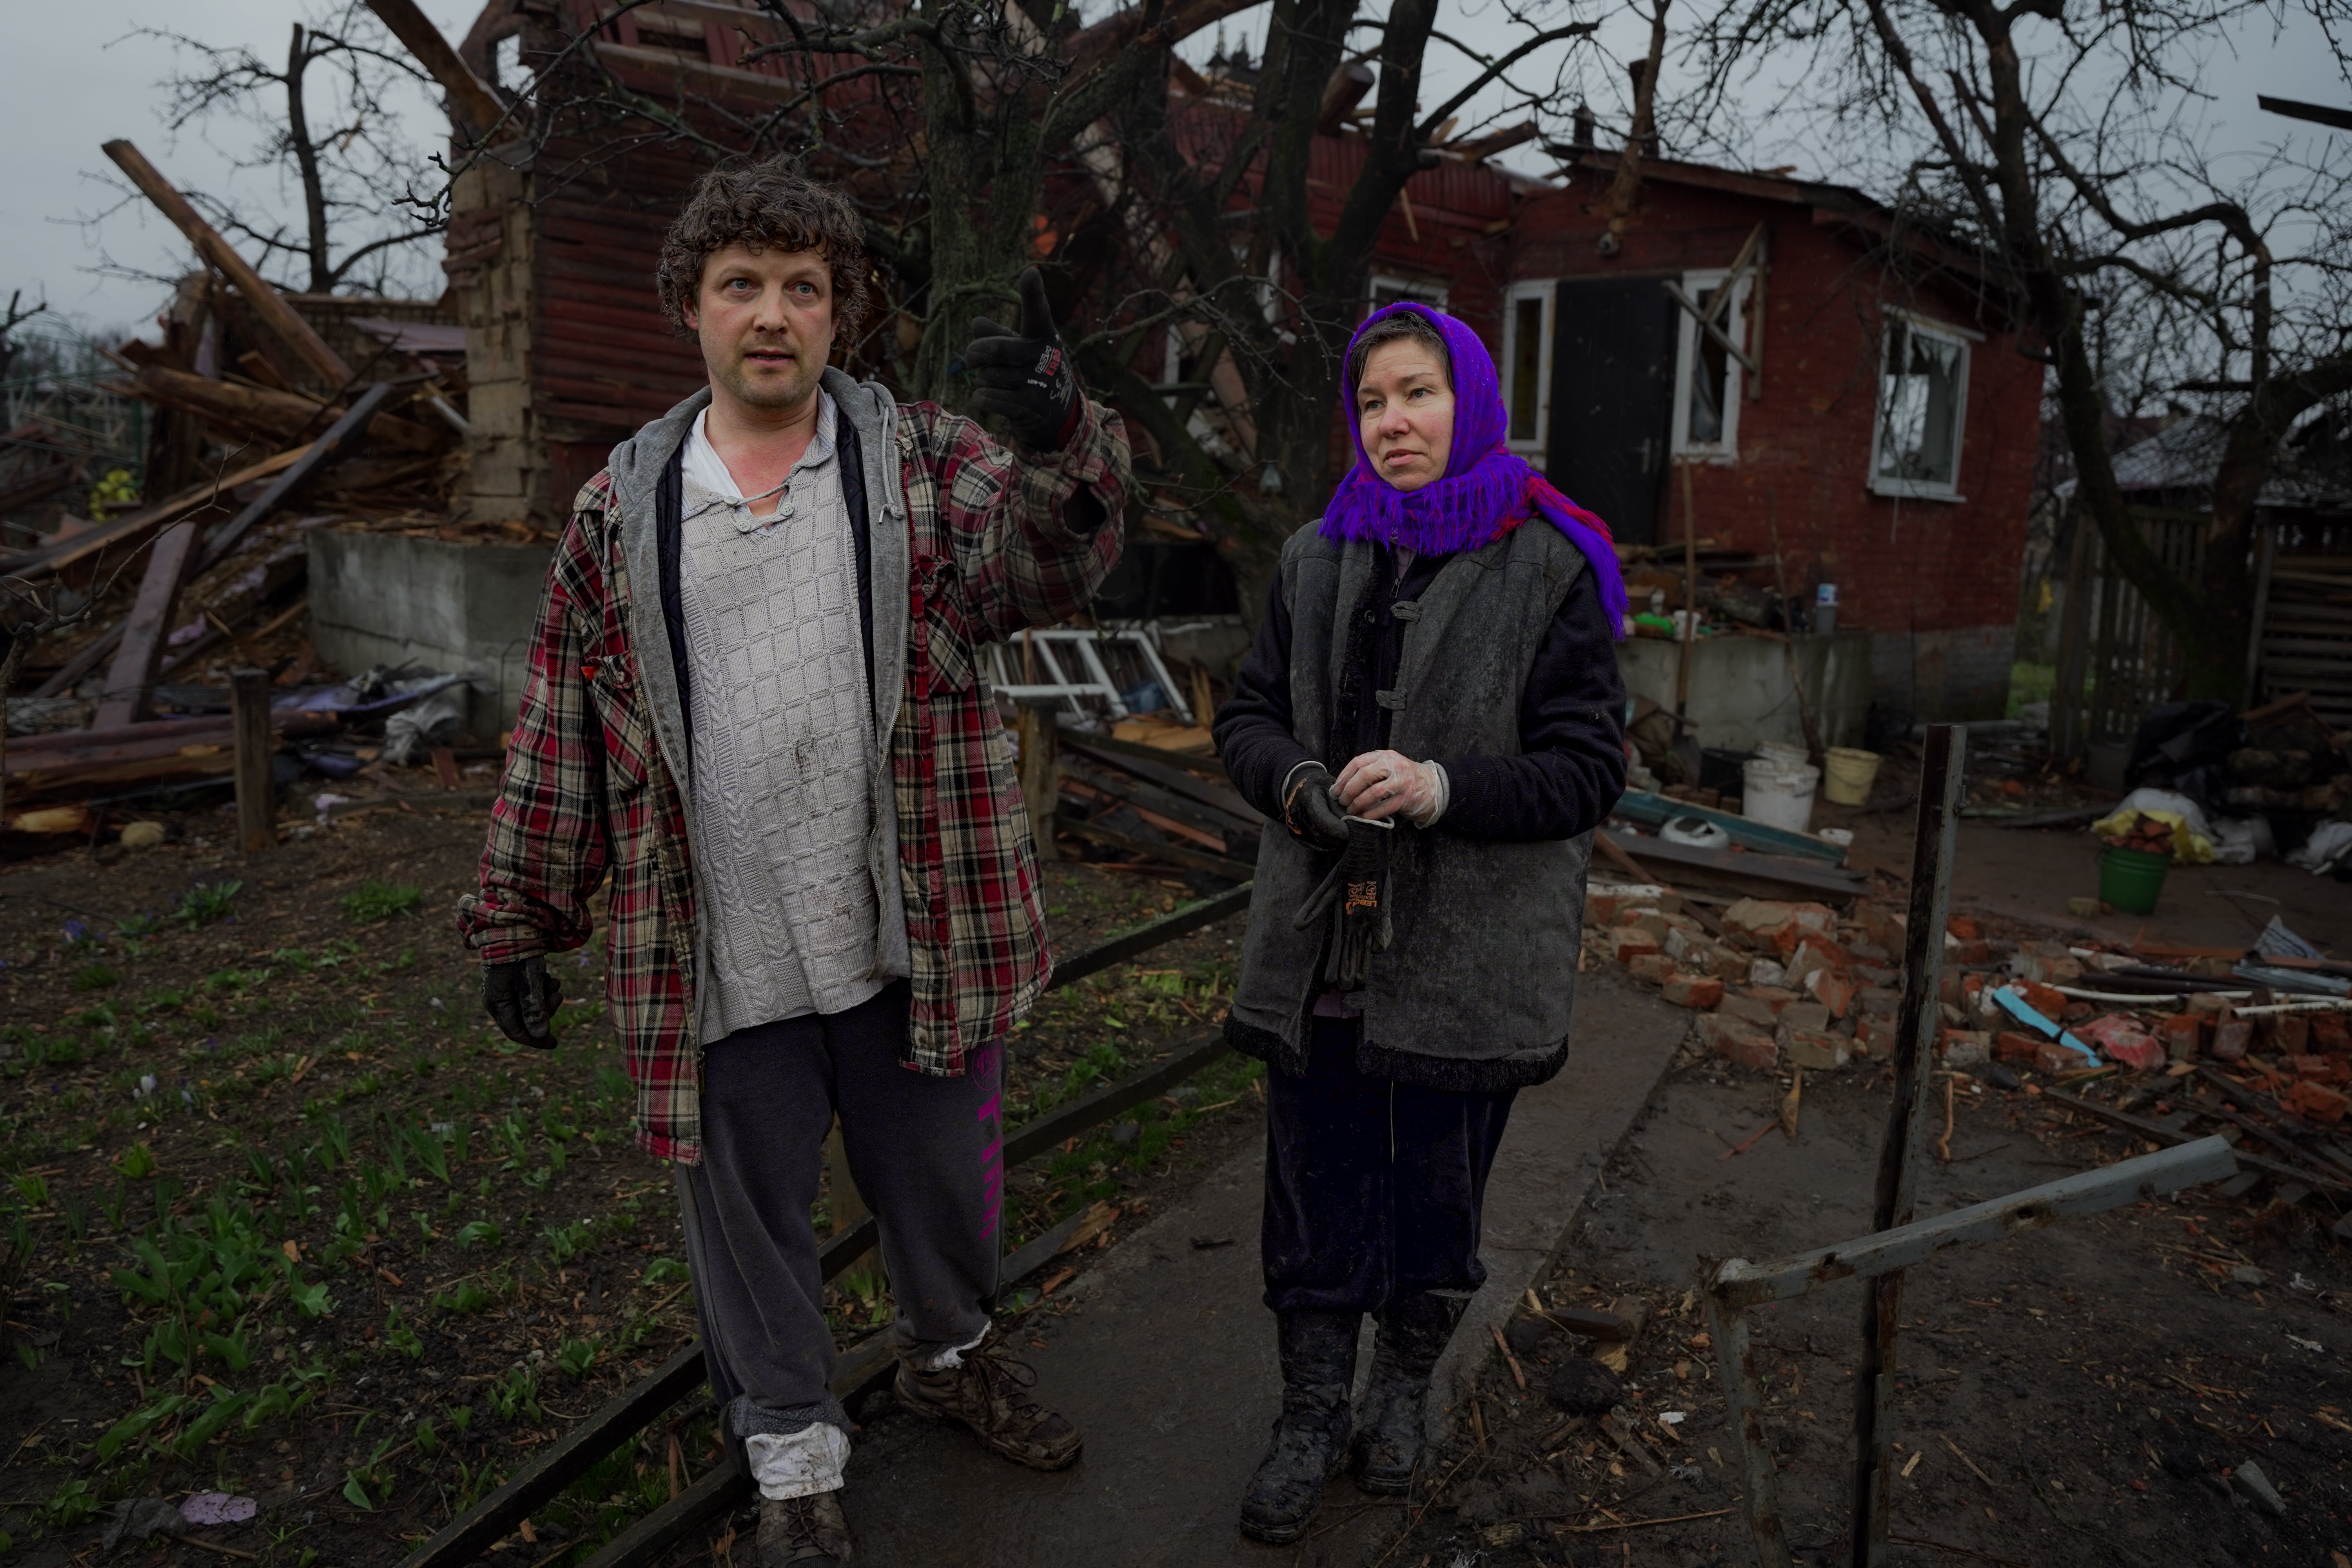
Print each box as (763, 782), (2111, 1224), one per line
(1546, 278), (1676, 546)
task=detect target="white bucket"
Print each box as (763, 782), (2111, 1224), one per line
(1755, 741), (1809, 770)
(1742, 758), (1819, 833)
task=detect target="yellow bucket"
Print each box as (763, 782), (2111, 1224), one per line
(1821, 747), (1884, 806)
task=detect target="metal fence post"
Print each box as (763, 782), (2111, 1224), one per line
(1851, 723), (1965, 1566)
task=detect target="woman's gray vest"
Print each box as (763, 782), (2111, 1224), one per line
(1225, 520), (1596, 1087)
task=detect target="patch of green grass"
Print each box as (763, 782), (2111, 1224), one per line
(642, 1256), (690, 1287)
(71, 964), (120, 992)
(341, 880), (424, 923)
(2007, 660), (2055, 719)
(172, 880), (243, 929)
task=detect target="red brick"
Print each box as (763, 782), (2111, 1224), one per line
(1939, 1029), (1990, 1067)
(2034, 1041), (2085, 1075)
(1947, 915), (1981, 941)
(2211, 1020), (2252, 1061)
(2284, 1080), (2348, 1124)
(1588, 884), (1679, 924)
(1954, 939), (1993, 965)
(1808, 968), (1858, 1019)
(2019, 981), (2069, 1019)
(2312, 1014), (2351, 1055)
(1782, 1029), (1853, 1071)
(1855, 1016), (1901, 1056)
(1994, 1031), (2043, 1062)
(1611, 929), (1661, 964)
(2263, 1015), (2312, 1055)
(1698, 1013), (1778, 1070)
(2160, 1013), (2205, 1062)
(1628, 953), (1678, 984)
(2076, 1013), (2163, 1070)
(1663, 974), (1725, 1009)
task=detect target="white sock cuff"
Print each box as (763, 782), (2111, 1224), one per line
(745, 1422), (851, 1500)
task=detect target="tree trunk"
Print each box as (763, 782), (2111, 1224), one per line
(286, 24), (333, 295)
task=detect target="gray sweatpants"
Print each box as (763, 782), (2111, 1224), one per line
(674, 980), (1005, 1441)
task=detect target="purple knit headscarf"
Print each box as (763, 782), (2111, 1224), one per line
(1321, 301), (1627, 635)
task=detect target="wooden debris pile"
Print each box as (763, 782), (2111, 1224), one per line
(2, 140), (489, 834)
(1024, 717), (1261, 883)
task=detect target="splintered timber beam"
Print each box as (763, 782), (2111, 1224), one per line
(361, 0), (516, 142)
(101, 141), (354, 390)
(89, 385), (392, 728)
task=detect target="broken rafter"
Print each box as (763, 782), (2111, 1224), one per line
(102, 140), (355, 391)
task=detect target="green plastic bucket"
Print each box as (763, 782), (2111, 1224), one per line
(2098, 847), (2170, 914)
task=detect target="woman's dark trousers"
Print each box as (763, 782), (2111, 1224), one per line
(1240, 1013), (1515, 1538)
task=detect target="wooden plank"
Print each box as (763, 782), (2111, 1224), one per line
(1053, 722), (1231, 779)
(14, 446), (310, 592)
(2036, 1088), (2350, 1197)
(1016, 703), (1058, 861)
(1609, 788), (1846, 865)
(1002, 1033), (1231, 1168)
(1060, 818), (1255, 880)
(231, 669), (274, 852)
(195, 385), (395, 570)
(360, 0), (516, 141)
(1060, 730), (1261, 822)
(395, 1343), (711, 1568)
(93, 520), (207, 728)
(1599, 829), (1867, 903)
(1046, 881), (1254, 990)
(102, 141), (354, 390)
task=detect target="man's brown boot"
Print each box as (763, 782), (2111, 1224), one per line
(894, 1331), (1083, 1470)
(756, 1490), (853, 1567)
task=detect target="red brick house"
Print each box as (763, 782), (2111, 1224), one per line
(434, 2), (2036, 720)
(1499, 153), (2042, 722)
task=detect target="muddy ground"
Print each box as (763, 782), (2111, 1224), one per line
(0, 794), (1259, 1566)
(1374, 1047), (2352, 1567)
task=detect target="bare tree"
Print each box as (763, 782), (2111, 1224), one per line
(0, 291), (47, 384)
(113, 3), (444, 296)
(405, 0), (1606, 597)
(1689, 0), (2352, 699)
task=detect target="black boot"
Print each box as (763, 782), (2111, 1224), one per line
(1353, 1290), (1470, 1494)
(1238, 1310), (1361, 1544)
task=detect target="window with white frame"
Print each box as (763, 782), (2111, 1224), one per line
(1870, 312), (1973, 499)
(1502, 282), (1553, 452)
(1670, 269), (1751, 459)
(1370, 274), (1450, 312)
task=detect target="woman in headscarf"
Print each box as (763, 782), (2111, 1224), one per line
(1213, 301), (1630, 1543)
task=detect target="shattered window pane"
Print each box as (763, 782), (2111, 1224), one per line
(1509, 296), (1544, 443)
(1686, 285), (1728, 446)
(1876, 322), (1966, 489)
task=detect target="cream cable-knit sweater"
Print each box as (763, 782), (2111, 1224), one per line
(678, 397), (887, 1042)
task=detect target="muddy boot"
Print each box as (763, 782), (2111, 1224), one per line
(1238, 1310), (1361, 1544)
(895, 1328), (1083, 1471)
(756, 1490), (854, 1566)
(1353, 1290), (1470, 1494)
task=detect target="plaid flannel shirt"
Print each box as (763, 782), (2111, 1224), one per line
(457, 391), (1129, 1163)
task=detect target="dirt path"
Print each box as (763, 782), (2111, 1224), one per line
(1372, 1054), (2352, 1566)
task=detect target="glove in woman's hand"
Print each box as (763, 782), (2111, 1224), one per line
(1335, 750), (1443, 826)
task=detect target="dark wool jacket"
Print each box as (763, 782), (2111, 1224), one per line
(1214, 521), (1627, 1091)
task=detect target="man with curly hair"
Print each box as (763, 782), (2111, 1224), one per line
(458, 158), (1128, 1565)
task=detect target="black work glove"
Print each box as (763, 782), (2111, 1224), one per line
(1282, 763), (1351, 853)
(483, 956), (562, 1049)
(963, 266), (1082, 452)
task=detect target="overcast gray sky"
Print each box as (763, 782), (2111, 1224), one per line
(4, 0), (2345, 343)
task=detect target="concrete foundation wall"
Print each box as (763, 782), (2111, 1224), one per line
(308, 530), (553, 737)
(1616, 629), (1872, 752)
